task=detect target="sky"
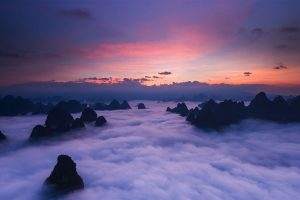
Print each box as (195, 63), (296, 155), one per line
(0, 0), (300, 87)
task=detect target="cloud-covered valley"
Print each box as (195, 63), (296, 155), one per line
(0, 101), (300, 200)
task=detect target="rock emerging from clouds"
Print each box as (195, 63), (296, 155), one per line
(182, 92), (300, 130)
(44, 155), (84, 194)
(72, 118), (85, 129)
(94, 99), (131, 110)
(189, 100), (246, 129)
(29, 125), (52, 139)
(0, 131), (7, 141)
(95, 116), (107, 127)
(166, 103), (189, 116)
(80, 107), (97, 122)
(46, 108), (74, 132)
(137, 103), (146, 109)
(121, 100), (131, 109)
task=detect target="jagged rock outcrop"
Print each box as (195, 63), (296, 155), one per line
(45, 108), (74, 132)
(176, 92), (300, 130)
(186, 107), (199, 122)
(0, 131), (7, 141)
(95, 116), (107, 127)
(190, 100), (246, 129)
(80, 108), (97, 122)
(137, 103), (146, 109)
(44, 155), (84, 194)
(247, 92), (273, 119)
(121, 100), (131, 109)
(166, 103), (189, 116)
(247, 92), (300, 122)
(29, 125), (52, 139)
(72, 118), (85, 129)
(93, 100), (131, 110)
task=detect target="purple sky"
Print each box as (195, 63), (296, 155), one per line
(0, 0), (300, 87)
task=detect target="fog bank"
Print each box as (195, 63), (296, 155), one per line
(0, 101), (300, 200)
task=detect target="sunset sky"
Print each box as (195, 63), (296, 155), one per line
(0, 0), (300, 86)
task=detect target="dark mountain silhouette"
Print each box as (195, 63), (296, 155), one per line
(80, 107), (97, 122)
(55, 100), (85, 113)
(166, 103), (189, 116)
(2, 81), (299, 101)
(0, 95), (85, 116)
(170, 92), (300, 130)
(94, 99), (131, 110)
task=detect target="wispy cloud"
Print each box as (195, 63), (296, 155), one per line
(273, 63), (288, 70)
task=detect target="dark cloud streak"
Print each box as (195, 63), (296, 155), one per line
(244, 72), (252, 76)
(158, 71), (172, 75)
(57, 9), (93, 20)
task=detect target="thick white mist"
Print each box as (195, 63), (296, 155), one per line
(0, 101), (300, 200)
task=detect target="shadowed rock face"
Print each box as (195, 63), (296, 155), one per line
(137, 103), (146, 109)
(0, 131), (6, 141)
(55, 100), (84, 113)
(247, 92), (273, 119)
(29, 125), (52, 139)
(0, 95), (54, 116)
(191, 100), (246, 129)
(72, 118), (85, 129)
(0, 95), (35, 116)
(44, 155), (84, 194)
(181, 92), (300, 130)
(46, 108), (74, 132)
(95, 116), (107, 127)
(80, 108), (97, 122)
(166, 103), (189, 116)
(107, 99), (121, 110)
(32, 103), (54, 115)
(94, 99), (131, 110)
(121, 100), (131, 109)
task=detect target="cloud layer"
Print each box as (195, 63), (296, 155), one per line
(0, 101), (300, 200)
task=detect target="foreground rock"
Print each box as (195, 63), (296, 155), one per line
(80, 107), (97, 122)
(166, 103), (189, 116)
(94, 99), (131, 110)
(95, 116), (107, 126)
(46, 108), (74, 132)
(137, 103), (146, 109)
(44, 155), (84, 194)
(0, 131), (7, 141)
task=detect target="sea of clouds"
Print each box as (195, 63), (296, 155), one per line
(0, 101), (300, 200)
